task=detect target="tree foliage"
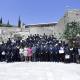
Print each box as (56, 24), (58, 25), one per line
(63, 21), (80, 40)
(6, 20), (12, 27)
(0, 17), (2, 24)
(18, 16), (21, 28)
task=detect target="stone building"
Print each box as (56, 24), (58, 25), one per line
(0, 9), (80, 42)
(25, 9), (80, 39)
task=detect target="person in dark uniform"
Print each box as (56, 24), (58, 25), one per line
(12, 46), (20, 62)
(49, 44), (53, 62)
(6, 46), (13, 62)
(32, 45), (36, 61)
(73, 47), (78, 63)
(1, 43), (6, 61)
(0, 44), (2, 61)
(54, 44), (59, 62)
(69, 46), (74, 63)
(64, 45), (71, 63)
(44, 44), (50, 61)
(78, 47), (80, 63)
(59, 45), (65, 62)
(6, 38), (12, 46)
(40, 44), (44, 61)
(36, 44), (41, 61)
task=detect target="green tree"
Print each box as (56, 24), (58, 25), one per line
(7, 20), (10, 25)
(0, 17), (2, 24)
(0, 17), (3, 27)
(18, 16), (21, 28)
(63, 21), (80, 47)
(6, 20), (12, 27)
(64, 21), (80, 40)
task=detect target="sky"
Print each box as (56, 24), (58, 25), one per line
(0, 0), (80, 25)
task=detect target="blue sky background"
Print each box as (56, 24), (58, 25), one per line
(0, 0), (80, 25)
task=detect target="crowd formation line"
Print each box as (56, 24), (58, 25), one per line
(0, 34), (80, 63)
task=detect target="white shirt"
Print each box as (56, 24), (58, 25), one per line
(70, 48), (73, 51)
(19, 48), (24, 54)
(65, 54), (70, 59)
(2, 51), (5, 55)
(59, 47), (64, 54)
(23, 47), (28, 56)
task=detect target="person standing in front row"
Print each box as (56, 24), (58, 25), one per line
(59, 46), (65, 62)
(32, 45), (36, 62)
(27, 46), (32, 61)
(78, 47), (80, 63)
(23, 46), (28, 62)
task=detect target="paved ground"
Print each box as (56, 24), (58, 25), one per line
(0, 62), (80, 80)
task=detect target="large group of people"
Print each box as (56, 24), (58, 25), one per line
(0, 33), (80, 63)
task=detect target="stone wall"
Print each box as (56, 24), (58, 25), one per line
(29, 25), (55, 36)
(0, 9), (80, 42)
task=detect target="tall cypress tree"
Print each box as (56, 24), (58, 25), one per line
(0, 17), (2, 24)
(7, 20), (10, 25)
(6, 20), (12, 27)
(18, 16), (21, 28)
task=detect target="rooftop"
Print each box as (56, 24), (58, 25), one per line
(25, 22), (57, 28)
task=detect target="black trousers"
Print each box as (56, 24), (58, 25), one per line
(59, 53), (65, 62)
